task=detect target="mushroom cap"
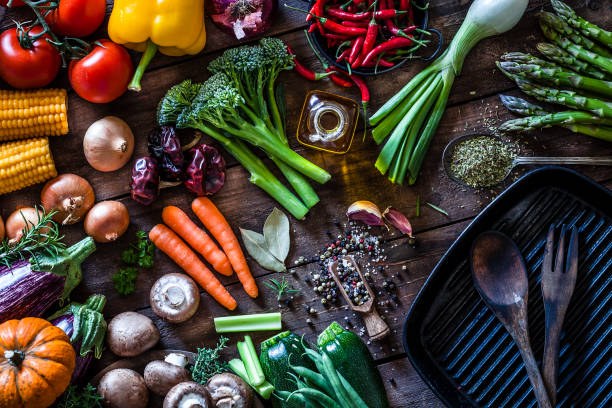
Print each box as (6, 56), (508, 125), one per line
(150, 273), (200, 323)
(144, 360), (191, 396)
(206, 373), (253, 408)
(107, 311), (160, 357)
(98, 368), (149, 408)
(164, 381), (211, 408)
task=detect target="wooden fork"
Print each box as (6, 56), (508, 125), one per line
(541, 224), (579, 406)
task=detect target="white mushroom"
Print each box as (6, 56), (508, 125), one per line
(150, 273), (200, 323)
(144, 353), (191, 396)
(206, 373), (253, 408)
(106, 311), (160, 357)
(164, 381), (211, 408)
(98, 368), (149, 408)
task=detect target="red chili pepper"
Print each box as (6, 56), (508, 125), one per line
(342, 20), (369, 28)
(385, 23), (417, 37)
(322, 32), (353, 41)
(327, 68), (354, 87)
(336, 48), (350, 62)
(327, 8), (407, 21)
(348, 36), (365, 64)
(361, 36), (413, 66)
(399, 0), (410, 21)
(286, 45), (332, 81)
(317, 16), (368, 36)
(349, 73), (370, 140)
(375, 9), (407, 19)
(361, 57), (394, 68)
(358, 15), (378, 67)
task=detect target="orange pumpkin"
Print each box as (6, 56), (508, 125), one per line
(0, 317), (76, 408)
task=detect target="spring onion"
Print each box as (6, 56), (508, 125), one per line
(370, 0), (528, 184)
(237, 335), (266, 386)
(214, 312), (282, 333)
(229, 359), (275, 399)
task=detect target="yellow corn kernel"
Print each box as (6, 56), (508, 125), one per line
(0, 89), (69, 141)
(0, 137), (57, 195)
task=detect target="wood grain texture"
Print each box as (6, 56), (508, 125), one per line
(0, 0), (611, 406)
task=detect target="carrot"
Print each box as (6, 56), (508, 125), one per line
(162, 206), (233, 276)
(192, 197), (258, 298)
(149, 224), (237, 311)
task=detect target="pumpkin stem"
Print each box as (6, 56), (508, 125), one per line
(4, 350), (25, 367)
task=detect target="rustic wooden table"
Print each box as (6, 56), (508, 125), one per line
(2, 1), (611, 406)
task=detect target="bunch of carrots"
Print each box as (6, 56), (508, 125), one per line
(149, 197), (257, 311)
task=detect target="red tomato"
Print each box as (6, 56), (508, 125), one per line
(0, 27), (61, 89)
(69, 39), (133, 104)
(45, 0), (106, 38)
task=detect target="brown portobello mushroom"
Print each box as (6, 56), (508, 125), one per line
(150, 273), (200, 323)
(164, 381), (211, 408)
(107, 311), (160, 357)
(98, 368), (149, 408)
(144, 353), (191, 396)
(206, 373), (253, 408)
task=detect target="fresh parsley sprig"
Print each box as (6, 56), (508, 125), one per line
(112, 230), (155, 296)
(57, 383), (103, 408)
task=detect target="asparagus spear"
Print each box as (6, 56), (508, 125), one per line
(498, 95), (612, 141)
(497, 58), (612, 98)
(539, 17), (612, 75)
(500, 72), (612, 118)
(536, 43), (609, 81)
(551, 0), (612, 49)
(539, 12), (612, 58)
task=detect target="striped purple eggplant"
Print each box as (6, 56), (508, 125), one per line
(50, 294), (107, 384)
(0, 237), (96, 322)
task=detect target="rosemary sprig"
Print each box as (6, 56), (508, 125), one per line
(264, 277), (300, 301)
(426, 202), (449, 217)
(0, 207), (65, 269)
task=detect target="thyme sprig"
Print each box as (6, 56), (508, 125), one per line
(265, 277), (300, 301)
(0, 207), (65, 269)
(191, 336), (230, 384)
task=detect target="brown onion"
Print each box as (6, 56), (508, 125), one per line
(0, 215), (4, 241)
(5, 207), (48, 243)
(83, 116), (134, 172)
(41, 174), (95, 225)
(84, 201), (130, 243)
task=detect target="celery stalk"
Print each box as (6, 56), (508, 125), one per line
(214, 313), (282, 333)
(237, 336), (265, 386)
(229, 359), (275, 399)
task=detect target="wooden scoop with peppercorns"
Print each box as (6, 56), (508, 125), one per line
(328, 255), (390, 340)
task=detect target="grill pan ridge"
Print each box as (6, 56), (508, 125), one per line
(403, 167), (612, 408)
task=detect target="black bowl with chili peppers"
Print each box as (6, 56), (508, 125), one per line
(307, 0), (431, 76)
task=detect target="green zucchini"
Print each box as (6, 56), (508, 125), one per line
(260, 331), (316, 408)
(317, 322), (389, 408)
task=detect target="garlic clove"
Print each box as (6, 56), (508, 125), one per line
(383, 207), (414, 237)
(347, 201), (385, 226)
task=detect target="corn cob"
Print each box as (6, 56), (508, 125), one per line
(0, 89), (69, 141)
(0, 137), (57, 195)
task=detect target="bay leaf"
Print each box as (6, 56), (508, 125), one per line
(240, 228), (286, 272)
(263, 208), (290, 263)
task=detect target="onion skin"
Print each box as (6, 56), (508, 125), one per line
(0, 216), (4, 241)
(83, 116), (134, 172)
(84, 201), (130, 243)
(5, 207), (47, 243)
(207, 0), (277, 40)
(41, 174), (95, 225)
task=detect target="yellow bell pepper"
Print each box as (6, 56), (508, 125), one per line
(108, 0), (207, 92)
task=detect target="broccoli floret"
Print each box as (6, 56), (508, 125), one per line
(157, 79), (201, 126)
(260, 37), (294, 71)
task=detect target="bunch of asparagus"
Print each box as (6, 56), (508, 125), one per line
(496, 0), (612, 142)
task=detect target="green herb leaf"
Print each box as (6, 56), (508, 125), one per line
(264, 277), (300, 301)
(426, 202), (449, 216)
(57, 383), (103, 408)
(191, 336), (230, 384)
(416, 195), (421, 217)
(121, 249), (137, 265)
(263, 208), (290, 263)
(240, 228), (286, 273)
(112, 267), (138, 296)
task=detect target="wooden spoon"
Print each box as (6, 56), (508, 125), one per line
(328, 256), (390, 340)
(470, 231), (552, 408)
